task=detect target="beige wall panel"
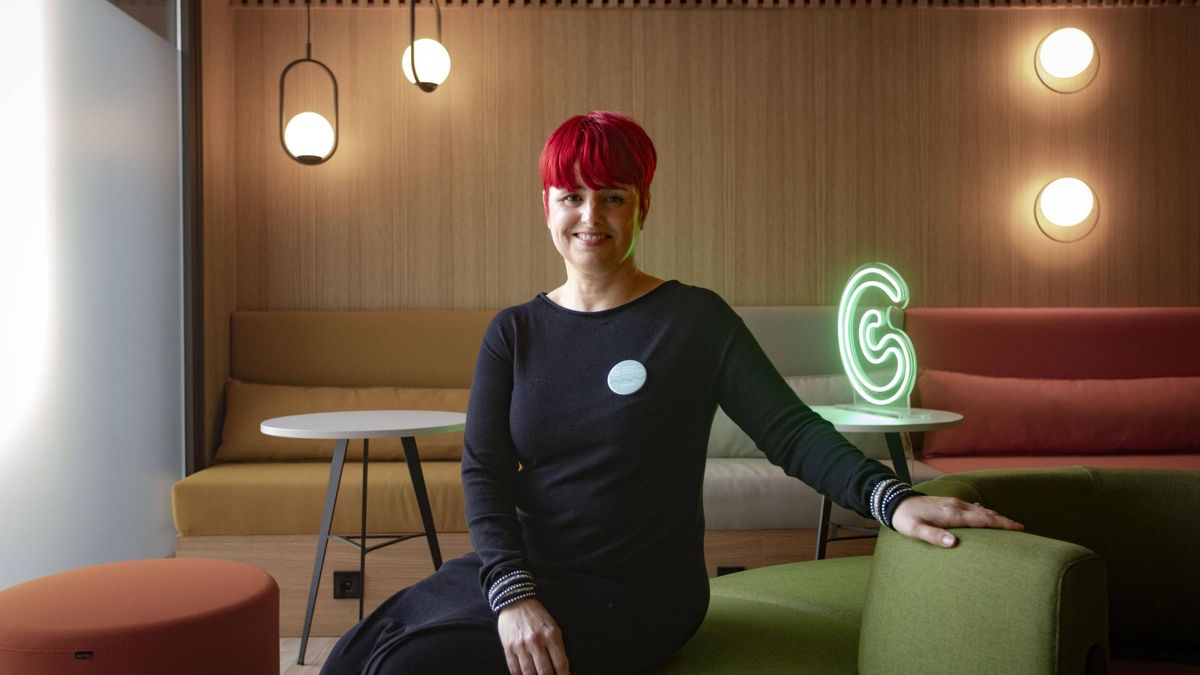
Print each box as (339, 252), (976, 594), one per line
(219, 6), (1199, 313)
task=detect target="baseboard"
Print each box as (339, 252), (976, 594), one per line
(176, 529), (871, 637)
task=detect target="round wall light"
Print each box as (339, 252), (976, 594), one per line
(1036, 28), (1099, 93)
(1036, 177), (1099, 242)
(402, 38), (452, 92)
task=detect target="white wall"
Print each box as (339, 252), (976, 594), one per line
(0, 1), (183, 590)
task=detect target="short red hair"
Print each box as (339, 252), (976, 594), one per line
(539, 111), (657, 221)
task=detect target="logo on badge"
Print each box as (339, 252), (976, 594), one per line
(607, 360), (647, 395)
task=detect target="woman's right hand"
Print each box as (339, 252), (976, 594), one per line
(497, 597), (570, 675)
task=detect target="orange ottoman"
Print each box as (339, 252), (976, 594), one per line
(0, 558), (278, 674)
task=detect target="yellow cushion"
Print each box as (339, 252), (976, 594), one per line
(216, 379), (469, 462)
(172, 462), (467, 536)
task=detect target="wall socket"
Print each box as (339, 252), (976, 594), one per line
(333, 571), (363, 599)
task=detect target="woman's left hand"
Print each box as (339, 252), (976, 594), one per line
(891, 496), (1024, 548)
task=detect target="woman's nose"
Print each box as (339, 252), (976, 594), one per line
(580, 199), (599, 223)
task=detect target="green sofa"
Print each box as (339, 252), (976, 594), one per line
(658, 468), (1199, 674)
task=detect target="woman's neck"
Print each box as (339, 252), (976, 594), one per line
(548, 266), (662, 313)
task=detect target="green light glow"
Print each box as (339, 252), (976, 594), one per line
(620, 208), (641, 264)
(837, 263), (917, 408)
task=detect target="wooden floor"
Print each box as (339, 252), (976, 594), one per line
(277, 535), (876, 672)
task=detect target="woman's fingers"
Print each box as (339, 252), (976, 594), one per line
(893, 496), (1025, 546)
(498, 598), (570, 675)
(514, 647), (534, 675)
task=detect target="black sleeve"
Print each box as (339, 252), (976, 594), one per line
(714, 307), (915, 521)
(461, 315), (536, 604)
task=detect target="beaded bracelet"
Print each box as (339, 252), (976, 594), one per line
(487, 569), (537, 614)
(870, 477), (917, 530)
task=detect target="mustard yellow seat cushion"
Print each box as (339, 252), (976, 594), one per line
(172, 461), (468, 536)
(216, 379), (469, 462)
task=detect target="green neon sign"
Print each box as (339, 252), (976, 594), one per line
(837, 262), (917, 408)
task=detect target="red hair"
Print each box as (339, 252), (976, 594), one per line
(539, 111), (657, 221)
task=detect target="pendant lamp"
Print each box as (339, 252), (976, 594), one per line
(402, 0), (451, 93)
(279, 0), (339, 165)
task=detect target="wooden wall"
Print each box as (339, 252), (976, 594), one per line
(200, 3), (1200, 458)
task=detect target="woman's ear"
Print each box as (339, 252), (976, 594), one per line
(542, 190), (550, 221)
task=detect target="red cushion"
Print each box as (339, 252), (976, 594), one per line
(917, 369), (1200, 457)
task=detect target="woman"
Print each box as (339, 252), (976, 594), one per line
(322, 111), (1021, 675)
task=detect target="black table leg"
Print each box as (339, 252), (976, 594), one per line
(402, 436), (443, 570)
(814, 495), (833, 560)
(886, 432), (912, 484)
(299, 437), (349, 666)
(360, 438), (368, 621)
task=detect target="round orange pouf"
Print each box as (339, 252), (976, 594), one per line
(0, 558), (278, 674)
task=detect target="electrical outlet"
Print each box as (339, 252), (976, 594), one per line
(333, 571), (363, 599)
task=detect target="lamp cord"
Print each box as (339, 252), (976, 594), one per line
(305, 0), (312, 60)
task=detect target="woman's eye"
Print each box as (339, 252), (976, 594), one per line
(604, 195), (626, 204)
(562, 194), (581, 203)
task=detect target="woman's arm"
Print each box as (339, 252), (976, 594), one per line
(714, 307), (1021, 538)
(462, 316), (571, 675)
(462, 315), (538, 604)
(714, 310), (917, 527)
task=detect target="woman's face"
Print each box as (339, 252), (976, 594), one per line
(544, 180), (642, 274)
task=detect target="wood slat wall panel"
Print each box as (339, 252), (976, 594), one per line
(201, 0), (238, 462)
(202, 7), (1199, 441)
(238, 1), (1200, 8)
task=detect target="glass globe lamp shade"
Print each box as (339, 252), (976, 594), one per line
(1036, 177), (1099, 242)
(283, 111), (335, 165)
(402, 38), (451, 92)
(1036, 28), (1099, 93)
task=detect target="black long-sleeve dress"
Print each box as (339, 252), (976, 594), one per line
(322, 281), (907, 675)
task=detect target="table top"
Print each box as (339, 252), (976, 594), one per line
(810, 405), (962, 433)
(261, 410), (467, 440)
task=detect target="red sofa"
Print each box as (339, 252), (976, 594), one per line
(905, 308), (1200, 474)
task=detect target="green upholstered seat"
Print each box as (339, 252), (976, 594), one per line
(657, 556), (871, 674)
(656, 468), (1199, 674)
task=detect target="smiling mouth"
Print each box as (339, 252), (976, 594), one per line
(574, 233), (611, 243)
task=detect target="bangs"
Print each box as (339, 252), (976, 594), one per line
(541, 121), (643, 191)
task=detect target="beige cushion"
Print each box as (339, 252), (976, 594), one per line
(216, 379), (469, 462)
(172, 461), (467, 536)
(707, 375), (889, 460)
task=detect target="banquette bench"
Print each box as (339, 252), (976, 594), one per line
(173, 306), (1200, 640)
(172, 307), (918, 637)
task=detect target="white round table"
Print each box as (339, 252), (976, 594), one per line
(261, 410), (467, 665)
(809, 405), (962, 560)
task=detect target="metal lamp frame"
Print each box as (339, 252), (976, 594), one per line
(279, 0), (339, 165)
(409, 0), (444, 93)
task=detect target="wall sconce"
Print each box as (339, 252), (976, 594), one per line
(402, 0), (450, 92)
(1036, 177), (1099, 242)
(1036, 28), (1099, 93)
(279, 1), (338, 165)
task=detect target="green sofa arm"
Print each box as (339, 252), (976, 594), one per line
(859, 528), (1108, 675)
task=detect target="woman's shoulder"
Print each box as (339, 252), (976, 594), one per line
(665, 281), (739, 318)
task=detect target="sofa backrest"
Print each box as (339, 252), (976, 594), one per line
(904, 307), (1200, 379)
(231, 310), (497, 387)
(919, 467), (1200, 659)
(904, 308), (1200, 459)
(219, 306), (879, 463)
